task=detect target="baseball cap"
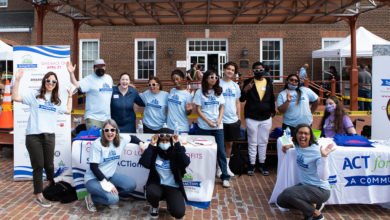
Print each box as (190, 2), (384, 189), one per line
(94, 59), (106, 66)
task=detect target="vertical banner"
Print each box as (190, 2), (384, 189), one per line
(13, 46), (71, 180)
(372, 45), (390, 140)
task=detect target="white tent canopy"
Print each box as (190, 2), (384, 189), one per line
(0, 40), (13, 60)
(312, 27), (390, 58)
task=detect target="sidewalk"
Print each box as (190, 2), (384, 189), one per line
(0, 153), (389, 220)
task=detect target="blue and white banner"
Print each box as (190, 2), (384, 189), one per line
(13, 45), (71, 180)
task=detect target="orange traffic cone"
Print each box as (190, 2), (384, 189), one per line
(0, 80), (13, 130)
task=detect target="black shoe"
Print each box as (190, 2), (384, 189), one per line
(247, 164), (255, 176)
(150, 207), (159, 218)
(315, 203), (325, 212)
(312, 214), (324, 220)
(258, 163), (269, 176)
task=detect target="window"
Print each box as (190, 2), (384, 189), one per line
(260, 38), (283, 82)
(0, 0), (7, 8)
(135, 39), (156, 80)
(322, 38), (344, 81)
(188, 40), (227, 52)
(79, 39), (99, 79)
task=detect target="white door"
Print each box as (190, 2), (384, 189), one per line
(218, 53), (227, 77)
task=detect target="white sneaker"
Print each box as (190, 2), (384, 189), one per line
(216, 165), (222, 178)
(34, 197), (52, 208)
(226, 158), (234, 177)
(108, 204), (119, 209)
(222, 180), (230, 188)
(85, 194), (97, 212)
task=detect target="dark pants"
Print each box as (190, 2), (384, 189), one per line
(277, 184), (330, 218)
(25, 133), (55, 194)
(146, 184), (186, 219)
(358, 89), (371, 111)
(144, 124), (163, 134)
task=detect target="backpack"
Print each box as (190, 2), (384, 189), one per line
(229, 144), (250, 176)
(43, 181), (78, 203)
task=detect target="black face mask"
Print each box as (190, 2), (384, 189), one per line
(254, 70), (264, 79)
(95, 68), (105, 77)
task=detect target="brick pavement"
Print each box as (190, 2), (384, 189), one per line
(0, 150), (389, 220)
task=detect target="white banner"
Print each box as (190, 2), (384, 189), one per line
(13, 45), (72, 180)
(372, 45), (390, 140)
(72, 135), (217, 209)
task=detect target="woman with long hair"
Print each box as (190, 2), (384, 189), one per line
(12, 69), (72, 207)
(139, 129), (190, 218)
(84, 119), (144, 212)
(139, 76), (169, 133)
(278, 124), (336, 220)
(277, 73), (319, 134)
(110, 72), (145, 133)
(320, 96), (356, 138)
(193, 70), (231, 188)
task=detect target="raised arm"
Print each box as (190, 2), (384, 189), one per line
(66, 61), (80, 89)
(277, 90), (292, 114)
(11, 69), (24, 102)
(65, 88), (73, 114)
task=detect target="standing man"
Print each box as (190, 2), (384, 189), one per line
(240, 61), (275, 176)
(67, 59), (113, 129)
(299, 63), (309, 86)
(358, 64), (372, 111)
(219, 61), (241, 177)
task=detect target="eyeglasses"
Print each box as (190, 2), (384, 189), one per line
(297, 131), (310, 136)
(103, 128), (116, 133)
(288, 79), (299, 83)
(159, 133), (171, 138)
(45, 79), (57, 84)
(148, 83), (159, 87)
(208, 76), (219, 80)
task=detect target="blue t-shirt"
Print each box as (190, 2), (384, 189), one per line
(167, 88), (192, 132)
(193, 89), (225, 130)
(79, 73), (113, 121)
(276, 87), (318, 127)
(220, 79), (241, 124)
(155, 155), (179, 188)
(295, 144), (330, 190)
(22, 91), (66, 135)
(84, 135), (130, 183)
(139, 90), (169, 130)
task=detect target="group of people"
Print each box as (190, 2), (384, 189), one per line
(11, 57), (359, 219)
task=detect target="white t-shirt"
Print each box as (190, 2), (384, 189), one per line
(167, 88), (192, 132)
(139, 90), (169, 130)
(193, 89), (225, 130)
(220, 79), (241, 124)
(22, 91), (66, 135)
(79, 73), (113, 121)
(84, 135), (130, 183)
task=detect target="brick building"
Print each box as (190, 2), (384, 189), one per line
(1, 0), (390, 86)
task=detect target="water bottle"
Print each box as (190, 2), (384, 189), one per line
(174, 122), (179, 135)
(137, 120), (143, 134)
(285, 126), (291, 138)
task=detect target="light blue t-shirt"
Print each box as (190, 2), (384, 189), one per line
(155, 155), (179, 188)
(139, 90), (169, 130)
(79, 73), (113, 121)
(167, 88), (192, 132)
(22, 91), (66, 135)
(276, 87), (318, 127)
(295, 144), (330, 190)
(84, 135), (130, 183)
(220, 79), (241, 124)
(193, 89), (225, 130)
(299, 67), (307, 79)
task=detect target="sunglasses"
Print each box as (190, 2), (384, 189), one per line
(288, 79), (299, 83)
(103, 128), (116, 133)
(208, 76), (218, 80)
(148, 83), (159, 87)
(159, 133), (171, 138)
(45, 79), (57, 84)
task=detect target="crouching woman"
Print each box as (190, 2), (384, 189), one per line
(139, 129), (190, 219)
(277, 124), (336, 220)
(84, 119), (145, 212)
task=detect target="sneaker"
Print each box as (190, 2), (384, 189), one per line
(119, 195), (131, 201)
(315, 203), (325, 212)
(85, 194), (97, 212)
(258, 163), (269, 176)
(222, 180), (230, 188)
(312, 214), (324, 220)
(108, 204), (119, 209)
(226, 158), (235, 177)
(247, 164), (255, 176)
(34, 197), (52, 208)
(302, 216), (313, 220)
(150, 207), (159, 218)
(216, 165), (222, 178)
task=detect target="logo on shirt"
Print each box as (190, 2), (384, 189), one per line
(204, 96), (219, 105)
(38, 101), (56, 112)
(147, 99), (162, 109)
(223, 88), (236, 97)
(155, 159), (170, 170)
(99, 83), (113, 92)
(297, 155), (309, 169)
(168, 94), (182, 105)
(103, 150), (120, 162)
(291, 94), (305, 103)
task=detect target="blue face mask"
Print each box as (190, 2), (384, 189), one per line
(159, 142), (170, 151)
(326, 104), (336, 113)
(288, 84), (298, 90)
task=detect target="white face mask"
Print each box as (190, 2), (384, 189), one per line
(288, 84), (298, 90)
(159, 142), (170, 151)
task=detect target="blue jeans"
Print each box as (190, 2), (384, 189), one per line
(358, 89), (371, 111)
(85, 173), (136, 205)
(198, 128), (230, 181)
